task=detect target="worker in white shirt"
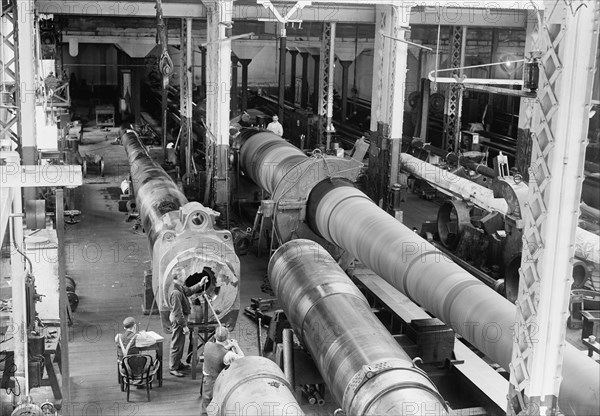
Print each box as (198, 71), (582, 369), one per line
(266, 115), (284, 137)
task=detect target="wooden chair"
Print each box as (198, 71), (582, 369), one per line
(118, 354), (160, 402)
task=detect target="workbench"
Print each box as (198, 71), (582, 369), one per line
(0, 324), (63, 405)
(96, 105), (115, 127)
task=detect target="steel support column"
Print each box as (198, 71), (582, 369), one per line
(200, 46), (207, 97)
(368, 5), (410, 205)
(516, 15), (540, 181)
(131, 58), (142, 124)
(1, 0), (21, 148)
(386, 10), (409, 191)
(180, 18), (193, 181)
(339, 60), (352, 121)
(443, 26), (464, 152)
(277, 30), (287, 121)
(231, 54), (239, 116)
(508, 3), (600, 415)
(317, 22), (335, 148)
(300, 51), (309, 108)
(204, 0), (232, 215)
(289, 49), (298, 105)
(16, 0), (36, 165)
(239, 58), (251, 112)
(311, 53), (320, 113)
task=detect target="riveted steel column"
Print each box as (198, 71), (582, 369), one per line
(386, 6), (409, 193)
(180, 18), (193, 180)
(515, 14), (539, 181)
(239, 58), (251, 112)
(1, 0), (21, 148)
(317, 22), (335, 148)
(16, 0), (36, 165)
(443, 26), (463, 152)
(300, 51), (309, 108)
(277, 28), (287, 121)
(311, 53), (320, 113)
(509, 3), (600, 415)
(289, 49), (298, 106)
(205, 0), (233, 214)
(339, 60), (352, 121)
(231, 53), (238, 116)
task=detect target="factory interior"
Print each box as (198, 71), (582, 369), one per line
(1, 0), (600, 415)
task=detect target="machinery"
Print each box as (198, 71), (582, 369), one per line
(237, 129), (600, 415)
(122, 130), (240, 331)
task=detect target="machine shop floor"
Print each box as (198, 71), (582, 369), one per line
(61, 126), (590, 415)
(64, 127), (331, 415)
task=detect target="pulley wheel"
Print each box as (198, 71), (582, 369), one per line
(25, 199), (46, 230)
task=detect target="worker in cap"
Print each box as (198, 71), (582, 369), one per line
(200, 326), (244, 415)
(168, 266), (209, 377)
(115, 317), (140, 360)
(266, 114), (284, 137)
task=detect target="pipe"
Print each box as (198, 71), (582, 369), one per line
(209, 356), (304, 416)
(238, 130), (600, 415)
(122, 130), (240, 331)
(269, 239), (448, 416)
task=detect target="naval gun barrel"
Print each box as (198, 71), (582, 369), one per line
(209, 356), (304, 415)
(238, 130), (599, 415)
(122, 130), (240, 330)
(122, 129), (187, 248)
(269, 239), (448, 415)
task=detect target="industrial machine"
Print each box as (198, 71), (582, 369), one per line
(121, 130), (240, 331)
(236, 128), (600, 415)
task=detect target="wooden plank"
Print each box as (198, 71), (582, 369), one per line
(453, 339), (509, 411)
(352, 270), (429, 322)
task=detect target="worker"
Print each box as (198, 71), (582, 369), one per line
(116, 316), (159, 388)
(115, 317), (140, 360)
(169, 267), (208, 377)
(201, 326), (244, 415)
(266, 115), (284, 137)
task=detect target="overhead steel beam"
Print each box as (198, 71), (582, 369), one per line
(36, 0), (207, 17)
(35, 0), (537, 26)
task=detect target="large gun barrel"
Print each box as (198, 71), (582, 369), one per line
(239, 130), (599, 415)
(209, 356), (304, 416)
(269, 239), (448, 415)
(122, 130), (240, 330)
